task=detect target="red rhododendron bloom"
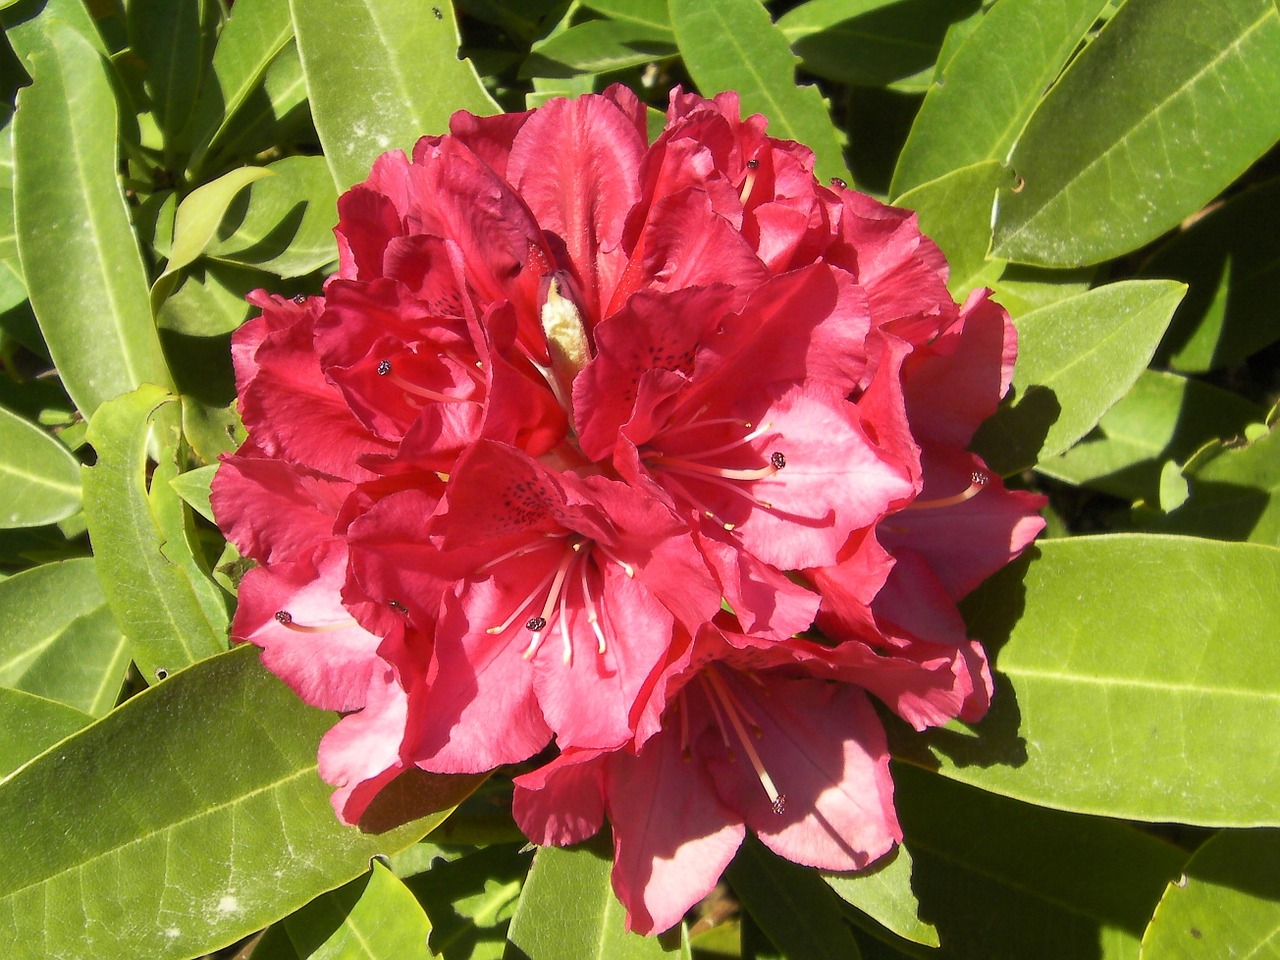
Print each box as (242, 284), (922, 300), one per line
(212, 86), (1044, 934)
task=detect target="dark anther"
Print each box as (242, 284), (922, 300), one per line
(771, 794), (788, 814)
(389, 599), (408, 613)
(770, 451), (787, 470)
(525, 616), (547, 632)
(376, 359), (392, 376)
(746, 158), (759, 169)
(275, 610), (293, 624)
(292, 294), (307, 304)
(829, 177), (847, 189)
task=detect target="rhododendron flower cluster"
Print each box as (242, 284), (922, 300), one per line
(212, 86), (1045, 934)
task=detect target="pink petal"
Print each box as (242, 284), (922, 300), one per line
(512, 747), (608, 846)
(318, 663), (410, 825)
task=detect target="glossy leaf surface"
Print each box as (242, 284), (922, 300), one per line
(0, 403), (80, 528)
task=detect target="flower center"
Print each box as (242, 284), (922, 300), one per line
(644, 417), (787, 529)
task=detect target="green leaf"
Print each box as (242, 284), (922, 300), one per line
(971, 280), (1184, 475)
(284, 861), (432, 960)
(1146, 420), (1280, 545)
(778, 0), (979, 91)
(126, 0), (210, 155)
(12, 20), (172, 421)
(891, 0), (1109, 196)
(1140, 830), (1280, 960)
(1146, 176), (1280, 372)
(899, 535), (1280, 826)
(207, 154), (339, 277)
(0, 558), (128, 716)
(169, 462), (218, 523)
(989, 263), (1095, 318)
(823, 847), (938, 948)
(670, 0), (848, 185)
(164, 166), (276, 278)
(187, 0), (294, 177)
(0, 645), (483, 960)
(582, 0), (671, 31)
(992, 0), (1280, 266)
(893, 159), (1008, 298)
(727, 838), (863, 960)
(522, 19), (676, 78)
(405, 842), (529, 959)
(892, 764), (1184, 960)
(291, 0), (499, 189)
(0, 688), (91, 781)
(158, 260), (266, 338)
(1035, 370), (1265, 503)
(0, 403), (80, 528)
(81, 384), (227, 680)
(507, 843), (682, 959)
(202, 36), (312, 172)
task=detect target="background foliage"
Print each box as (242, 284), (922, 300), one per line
(0, 0), (1277, 957)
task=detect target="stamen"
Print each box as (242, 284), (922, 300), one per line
(705, 669), (787, 814)
(594, 543), (634, 578)
(655, 416), (752, 443)
(522, 547), (578, 660)
(578, 562), (607, 654)
(477, 534), (564, 573)
(272, 610), (357, 634)
(657, 465), (775, 510)
(906, 471), (988, 511)
(770, 451), (786, 470)
(525, 616), (547, 632)
(675, 421), (775, 461)
(660, 473), (736, 530)
(651, 455), (781, 482)
(558, 586), (572, 665)
(486, 564), (561, 635)
(376, 359), (469, 405)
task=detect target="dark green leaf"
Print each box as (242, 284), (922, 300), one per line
(1140, 830), (1280, 960)
(284, 861), (432, 959)
(1035, 370), (1265, 503)
(891, 764), (1184, 960)
(971, 280), (1184, 475)
(1146, 176), (1280, 372)
(507, 843), (683, 959)
(522, 19), (675, 79)
(900, 535), (1280, 826)
(778, 0), (979, 91)
(582, 0), (671, 31)
(992, 0), (1280, 266)
(0, 558), (128, 716)
(892, 0), (1109, 195)
(0, 687), (90, 780)
(405, 842), (529, 960)
(670, 0), (848, 185)
(202, 37), (312, 172)
(291, 0), (499, 188)
(0, 645), (483, 960)
(12, 21), (172, 420)
(81, 385), (227, 680)
(126, 0), (209, 155)
(0, 403), (80, 528)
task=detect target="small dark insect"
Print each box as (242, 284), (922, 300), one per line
(829, 177), (847, 189)
(389, 599), (408, 614)
(746, 158), (759, 169)
(432, 6), (443, 19)
(292, 294), (307, 304)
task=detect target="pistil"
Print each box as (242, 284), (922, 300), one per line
(703, 668), (787, 814)
(273, 610), (357, 634)
(905, 471), (988, 511)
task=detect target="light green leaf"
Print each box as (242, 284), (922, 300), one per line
(778, 0), (979, 91)
(0, 558), (128, 717)
(1147, 420), (1280, 545)
(164, 166), (276, 278)
(1140, 830), (1280, 960)
(892, 0), (1109, 195)
(508, 844), (683, 959)
(291, 0), (499, 189)
(0, 403), (80, 528)
(522, 19), (676, 78)
(187, 0), (294, 177)
(405, 842), (529, 958)
(1145, 175), (1280, 372)
(989, 263), (1095, 318)
(824, 847), (938, 948)
(207, 154), (339, 277)
(902, 535), (1280, 826)
(169, 463), (218, 523)
(893, 159), (1008, 298)
(12, 20), (172, 421)
(728, 838), (863, 960)
(0, 645), (483, 960)
(0, 687), (91, 781)
(1035, 369), (1265, 503)
(284, 861), (431, 960)
(81, 384), (227, 680)
(158, 260), (266, 338)
(992, 0), (1280, 266)
(971, 280), (1184, 475)
(671, 0), (848, 185)
(892, 764), (1184, 960)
